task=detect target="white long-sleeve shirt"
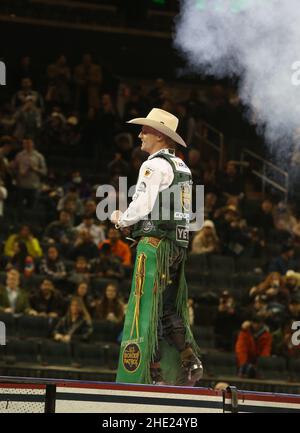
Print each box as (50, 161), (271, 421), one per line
(118, 148), (191, 228)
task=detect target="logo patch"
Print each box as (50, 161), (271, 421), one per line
(176, 225), (189, 242)
(122, 343), (141, 373)
(142, 220), (154, 233)
(143, 168), (153, 178)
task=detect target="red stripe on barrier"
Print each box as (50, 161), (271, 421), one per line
(57, 381), (220, 397)
(0, 383), (45, 390)
(236, 392), (300, 405)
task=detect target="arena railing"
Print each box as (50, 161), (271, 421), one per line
(241, 148), (289, 202)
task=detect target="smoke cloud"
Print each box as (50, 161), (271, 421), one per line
(174, 0), (300, 158)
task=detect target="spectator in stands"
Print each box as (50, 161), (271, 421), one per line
(247, 227), (266, 258)
(14, 95), (42, 140)
(235, 317), (272, 378)
(94, 283), (125, 324)
(64, 115), (82, 152)
(148, 78), (166, 106)
(123, 85), (149, 123)
(53, 296), (93, 343)
(1, 240), (33, 274)
(108, 152), (130, 178)
(76, 215), (105, 246)
(115, 133), (134, 163)
(90, 243), (125, 281)
(68, 256), (91, 286)
(39, 245), (67, 282)
(249, 272), (285, 299)
(251, 292), (288, 332)
(57, 186), (84, 220)
(0, 105), (16, 136)
(74, 281), (96, 316)
(176, 103), (196, 148)
(287, 299), (300, 322)
(214, 290), (241, 351)
(0, 136), (14, 183)
(191, 220), (220, 255)
(220, 160), (244, 198)
(44, 209), (76, 248)
(268, 244), (295, 275)
(11, 77), (43, 110)
(4, 224), (43, 259)
(12, 137), (47, 209)
(204, 192), (218, 220)
(46, 55), (71, 109)
(29, 279), (65, 318)
(63, 170), (91, 200)
(202, 167), (220, 196)
(13, 56), (38, 87)
(40, 111), (67, 152)
(285, 270), (300, 303)
(0, 177), (7, 219)
(71, 229), (99, 260)
(39, 169), (64, 221)
(116, 82), (131, 121)
(272, 320), (300, 359)
(96, 93), (120, 150)
(74, 53), (102, 113)
(99, 227), (132, 267)
(187, 148), (202, 185)
(0, 269), (33, 315)
(83, 199), (97, 218)
(273, 201), (296, 235)
(215, 205), (248, 256)
(252, 199), (275, 239)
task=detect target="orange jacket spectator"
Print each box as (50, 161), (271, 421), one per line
(235, 320), (272, 367)
(99, 228), (131, 266)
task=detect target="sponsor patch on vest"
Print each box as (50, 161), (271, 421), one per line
(176, 225), (189, 242)
(142, 220), (154, 233)
(122, 343), (141, 373)
(180, 183), (191, 212)
(172, 157), (191, 174)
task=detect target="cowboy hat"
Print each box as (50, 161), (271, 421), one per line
(127, 108), (187, 147)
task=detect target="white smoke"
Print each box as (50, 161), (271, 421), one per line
(174, 0), (300, 158)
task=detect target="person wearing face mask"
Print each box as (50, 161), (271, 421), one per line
(63, 171), (91, 199)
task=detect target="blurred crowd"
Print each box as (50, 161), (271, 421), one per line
(1, 53), (300, 381)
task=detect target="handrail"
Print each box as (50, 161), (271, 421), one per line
(194, 119), (225, 169)
(243, 148), (288, 177)
(0, 14), (171, 39)
(29, 0), (117, 12)
(30, 0), (176, 17)
(241, 148), (289, 201)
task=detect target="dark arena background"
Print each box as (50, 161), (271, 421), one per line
(0, 0), (300, 414)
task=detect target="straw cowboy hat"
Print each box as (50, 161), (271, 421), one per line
(127, 108), (187, 147)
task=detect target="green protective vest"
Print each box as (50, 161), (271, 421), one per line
(132, 151), (192, 248)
